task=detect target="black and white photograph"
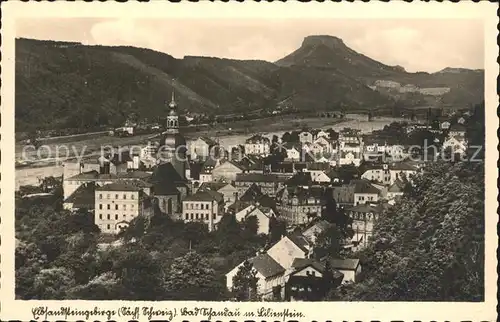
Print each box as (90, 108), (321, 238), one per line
(1, 1), (497, 321)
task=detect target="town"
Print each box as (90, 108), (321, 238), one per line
(16, 90), (481, 302)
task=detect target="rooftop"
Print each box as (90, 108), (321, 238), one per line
(352, 180), (380, 194)
(64, 182), (96, 207)
(235, 173), (278, 183)
(250, 253), (285, 278)
(388, 179), (405, 193)
(183, 190), (223, 203)
(96, 182), (143, 192)
(325, 258), (360, 271)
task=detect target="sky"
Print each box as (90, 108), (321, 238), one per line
(16, 18), (484, 73)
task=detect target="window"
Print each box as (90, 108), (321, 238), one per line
(107, 194), (110, 199)
(115, 214), (118, 220)
(131, 194), (135, 200)
(107, 214), (110, 220)
(107, 204), (110, 210)
(107, 224), (110, 230)
(206, 213), (209, 220)
(115, 204), (118, 210)
(131, 205), (134, 209)
(115, 194), (118, 199)
(312, 271), (316, 276)
(99, 194), (103, 199)
(99, 214), (102, 219)
(123, 194), (126, 199)
(213, 214), (216, 219)
(123, 204), (127, 210)
(123, 214), (126, 218)
(99, 204), (103, 210)
(195, 213), (199, 220)
(190, 213), (194, 220)
(185, 213), (189, 220)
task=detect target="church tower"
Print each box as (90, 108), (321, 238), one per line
(157, 92), (187, 179)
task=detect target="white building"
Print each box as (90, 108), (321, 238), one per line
(181, 190), (224, 231)
(245, 135), (271, 156)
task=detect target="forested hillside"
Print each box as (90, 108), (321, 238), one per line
(16, 37), (483, 133)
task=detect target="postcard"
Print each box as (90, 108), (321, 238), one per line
(0, 1), (497, 321)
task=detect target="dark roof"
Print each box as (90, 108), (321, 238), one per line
(246, 134), (270, 144)
(150, 162), (185, 184)
(199, 136), (218, 146)
(63, 182), (96, 208)
(388, 179), (405, 193)
(153, 181), (180, 196)
(183, 190), (223, 203)
(352, 180), (380, 194)
(291, 258), (325, 273)
(332, 185), (355, 204)
(235, 173), (278, 183)
(390, 162), (418, 171)
(325, 258), (360, 271)
(250, 254), (285, 278)
(198, 182), (227, 192)
(287, 233), (310, 253)
(286, 172), (313, 187)
(67, 170), (99, 181)
(96, 182), (142, 192)
(239, 183), (264, 202)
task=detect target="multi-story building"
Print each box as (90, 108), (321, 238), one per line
(346, 203), (382, 249)
(94, 182), (147, 234)
(189, 137), (218, 159)
(235, 173), (280, 196)
(181, 190), (224, 231)
(276, 186), (324, 225)
(211, 160), (244, 182)
(244, 134), (271, 156)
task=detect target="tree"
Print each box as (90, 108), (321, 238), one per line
(33, 267), (76, 299)
(232, 260), (259, 301)
(165, 251), (224, 300)
(281, 132), (291, 143)
(269, 217), (286, 243)
(332, 161), (485, 301)
(321, 187), (338, 223)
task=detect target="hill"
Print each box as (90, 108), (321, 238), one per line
(15, 37), (483, 133)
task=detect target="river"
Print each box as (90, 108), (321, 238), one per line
(15, 115), (405, 190)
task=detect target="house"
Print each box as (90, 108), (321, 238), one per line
(284, 258), (343, 301)
(389, 162), (419, 184)
(245, 134), (271, 156)
(198, 182), (238, 209)
(322, 258), (361, 283)
(448, 123), (467, 138)
(302, 220), (333, 244)
(189, 137), (218, 158)
(315, 129), (330, 140)
(440, 120), (451, 130)
(234, 204), (274, 235)
(276, 186), (324, 225)
(235, 173), (279, 196)
(361, 163), (391, 185)
(442, 136), (467, 156)
(352, 179), (380, 206)
(284, 143), (302, 162)
(181, 190), (224, 231)
(226, 254), (286, 300)
(63, 182), (96, 212)
(303, 169), (331, 184)
(346, 203), (383, 249)
(299, 131), (313, 144)
(285, 171), (314, 187)
(94, 182), (149, 234)
(211, 159), (244, 182)
(267, 234), (312, 269)
(457, 117), (466, 124)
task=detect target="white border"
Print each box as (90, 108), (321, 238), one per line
(1, 1), (498, 321)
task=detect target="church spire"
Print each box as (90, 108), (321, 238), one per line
(169, 91), (177, 109)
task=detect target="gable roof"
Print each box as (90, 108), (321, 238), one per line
(291, 258), (325, 273)
(326, 258), (360, 271)
(239, 183), (264, 201)
(64, 182), (96, 207)
(96, 182), (142, 192)
(246, 134), (270, 144)
(198, 182), (227, 192)
(352, 180), (380, 194)
(183, 190), (223, 203)
(214, 159), (244, 171)
(388, 179), (405, 193)
(285, 171), (313, 187)
(66, 170), (99, 181)
(198, 136), (218, 146)
(302, 220), (333, 239)
(287, 233), (310, 253)
(346, 203), (381, 214)
(250, 253), (285, 278)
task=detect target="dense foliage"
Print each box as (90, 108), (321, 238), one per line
(328, 161), (485, 301)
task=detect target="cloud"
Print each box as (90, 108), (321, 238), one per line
(16, 18), (484, 73)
